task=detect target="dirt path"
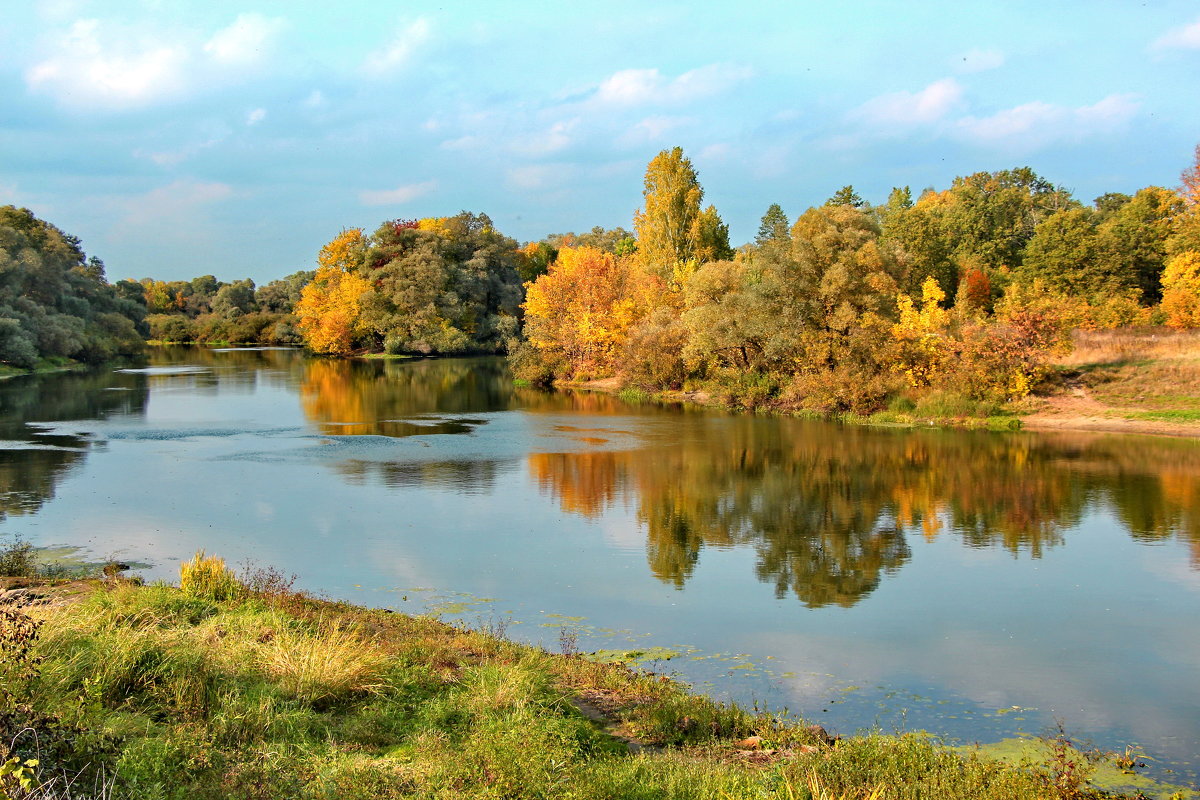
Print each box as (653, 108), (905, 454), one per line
(1020, 387), (1200, 438)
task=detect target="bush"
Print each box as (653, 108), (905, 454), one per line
(0, 537), (37, 577)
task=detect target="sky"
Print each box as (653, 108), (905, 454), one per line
(2, 0), (1199, 285)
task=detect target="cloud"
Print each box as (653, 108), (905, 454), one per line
(203, 13), (284, 66)
(592, 63), (753, 107)
(619, 114), (691, 146)
(1151, 16), (1200, 50)
(511, 119), (578, 156)
(953, 48), (1005, 73)
(505, 164), (574, 192)
(853, 78), (964, 126)
(303, 90), (326, 108)
(246, 108), (267, 126)
(26, 19), (189, 109)
(359, 180), (437, 206)
(364, 18), (431, 74)
(955, 93), (1139, 149)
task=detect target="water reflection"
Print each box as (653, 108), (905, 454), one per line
(528, 421), (1200, 607)
(0, 370), (148, 520)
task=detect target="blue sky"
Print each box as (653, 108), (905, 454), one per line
(2, 0), (1199, 284)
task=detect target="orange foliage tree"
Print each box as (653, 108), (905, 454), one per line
(295, 228), (371, 355)
(522, 245), (663, 378)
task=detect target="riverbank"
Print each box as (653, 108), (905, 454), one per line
(0, 552), (1183, 800)
(553, 327), (1200, 439)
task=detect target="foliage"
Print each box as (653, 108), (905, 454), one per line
(893, 277), (952, 387)
(523, 245), (662, 378)
(633, 146), (705, 281)
(0, 206), (145, 368)
(1161, 251), (1200, 329)
(295, 229), (372, 355)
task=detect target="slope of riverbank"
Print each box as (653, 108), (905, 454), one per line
(555, 328), (1200, 439)
(0, 554), (1184, 800)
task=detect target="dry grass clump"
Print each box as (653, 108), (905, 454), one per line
(1057, 327), (1200, 367)
(179, 551), (242, 602)
(255, 619), (390, 705)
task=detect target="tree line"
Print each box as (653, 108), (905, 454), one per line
(512, 145), (1200, 412)
(4, 144), (1199, 405)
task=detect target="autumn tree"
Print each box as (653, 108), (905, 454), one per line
(695, 204), (734, 263)
(295, 228), (371, 355)
(633, 147), (704, 281)
(1161, 252), (1200, 329)
(522, 245), (661, 378)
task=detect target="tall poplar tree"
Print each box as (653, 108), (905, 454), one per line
(633, 147), (704, 279)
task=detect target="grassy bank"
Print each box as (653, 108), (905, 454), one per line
(1020, 328), (1200, 436)
(555, 327), (1200, 438)
(0, 550), (1178, 800)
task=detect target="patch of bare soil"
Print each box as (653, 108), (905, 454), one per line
(1021, 386), (1200, 438)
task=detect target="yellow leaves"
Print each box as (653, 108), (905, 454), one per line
(417, 217), (451, 237)
(522, 245), (660, 378)
(892, 277), (951, 387)
(1161, 251), (1200, 329)
(297, 228), (371, 355)
(318, 228), (365, 272)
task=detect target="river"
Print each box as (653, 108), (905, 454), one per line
(2, 347), (1197, 788)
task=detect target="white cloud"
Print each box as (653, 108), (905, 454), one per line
(359, 180), (437, 206)
(620, 114), (691, 146)
(953, 48), (1005, 73)
(246, 107), (267, 126)
(592, 63), (753, 107)
(440, 135), (482, 151)
(304, 90), (326, 108)
(1151, 16), (1200, 50)
(955, 93), (1139, 149)
(511, 119), (578, 156)
(853, 78), (964, 126)
(505, 164), (573, 191)
(203, 13), (284, 66)
(26, 19), (189, 109)
(364, 18), (431, 74)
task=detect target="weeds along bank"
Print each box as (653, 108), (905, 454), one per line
(0, 550), (1175, 799)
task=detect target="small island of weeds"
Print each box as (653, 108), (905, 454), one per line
(1, 542), (1183, 799)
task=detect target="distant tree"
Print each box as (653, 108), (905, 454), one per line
(1093, 192), (1132, 219)
(211, 279), (257, 319)
(695, 204), (734, 262)
(1161, 252), (1200, 329)
(755, 203), (790, 246)
(826, 185), (865, 208)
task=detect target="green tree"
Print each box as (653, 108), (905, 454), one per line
(755, 203), (790, 247)
(826, 185), (865, 208)
(696, 204), (734, 262)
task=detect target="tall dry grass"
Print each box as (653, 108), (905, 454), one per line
(1056, 327), (1200, 367)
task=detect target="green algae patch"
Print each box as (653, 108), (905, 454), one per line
(965, 737), (1198, 799)
(584, 646), (684, 666)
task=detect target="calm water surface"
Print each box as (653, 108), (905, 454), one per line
(2, 347), (1198, 787)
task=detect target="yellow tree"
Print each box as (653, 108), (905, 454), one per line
(296, 228), (371, 355)
(893, 277), (952, 387)
(523, 245), (662, 378)
(633, 147), (703, 282)
(1161, 252), (1200, 329)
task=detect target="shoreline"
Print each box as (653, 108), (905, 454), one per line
(555, 377), (1200, 439)
(3, 572), (1191, 799)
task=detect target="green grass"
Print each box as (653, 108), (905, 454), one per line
(1, 561), (1172, 799)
